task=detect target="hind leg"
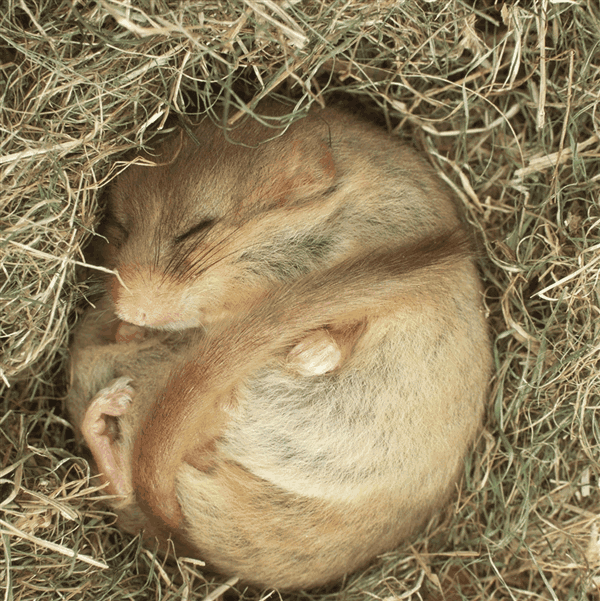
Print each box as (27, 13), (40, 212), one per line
(81, 377), (135, 497)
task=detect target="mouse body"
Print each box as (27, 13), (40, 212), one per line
(67, 102), (492, 590)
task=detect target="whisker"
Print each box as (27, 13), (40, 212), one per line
(168, 223), (250, 282)
(168, 233), (229, 279)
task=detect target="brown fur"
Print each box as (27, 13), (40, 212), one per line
(67, 102), (492, 589)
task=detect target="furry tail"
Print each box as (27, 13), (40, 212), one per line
(133, 227), (474, 530)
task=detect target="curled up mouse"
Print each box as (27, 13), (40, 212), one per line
(67, 101), (492, 590)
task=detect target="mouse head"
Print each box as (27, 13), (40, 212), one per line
(97, 105), (346, 330)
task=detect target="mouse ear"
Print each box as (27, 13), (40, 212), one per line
(249, 138), (337, 210)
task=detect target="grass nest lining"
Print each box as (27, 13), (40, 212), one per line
(1, 0), (600, 599)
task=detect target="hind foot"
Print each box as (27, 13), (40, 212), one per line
(81, 377), (135, 497)
(286, 330), (342, 376)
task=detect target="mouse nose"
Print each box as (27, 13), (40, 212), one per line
(114, 305), (148, 327)
(132, 309), (148, 326)
(111, 269), (197, 329)
(116, 296), (190, 329)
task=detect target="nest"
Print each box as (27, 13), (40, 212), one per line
(1, 0), (600, 599)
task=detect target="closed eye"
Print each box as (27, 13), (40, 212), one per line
(102, 214), (129, 243)
(175, 219), (215, 244)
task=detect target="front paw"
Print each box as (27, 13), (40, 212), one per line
(115, 322), (146, 343)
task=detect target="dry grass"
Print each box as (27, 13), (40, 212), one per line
(1, 0), (600, 599)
